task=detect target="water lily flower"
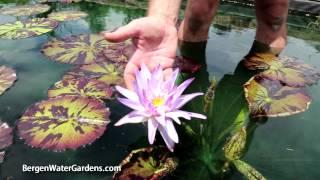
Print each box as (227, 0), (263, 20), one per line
(115, 65), (206, 151)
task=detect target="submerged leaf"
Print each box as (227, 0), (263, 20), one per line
(63, 62), (124, 86)
(48, 77), (114, 99)
(233, 160), (266, 180)
(0, 121), (13, 150)
(48, 11), (88, 22)
(223, 127), (247, 161)
(103, 40), (135, 66)
(113, 147), (177, 180)
(0, 18), (58, 39)
(42, 34), (109, 64)
(0, 66), (17, 95)
(244, 76), (311, 117)
(17, 96), (110, 151)
(0, 4), (50, 16)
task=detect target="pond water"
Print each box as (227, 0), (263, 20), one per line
(0, 1), (320, 180)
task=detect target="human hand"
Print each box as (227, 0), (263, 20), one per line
(104, 16), (178, 90)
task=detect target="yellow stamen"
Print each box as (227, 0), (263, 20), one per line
(265, 97), (272, 103)
(152, 97), (165, 107)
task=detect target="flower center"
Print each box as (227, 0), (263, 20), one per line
(152, 97), (165, 107)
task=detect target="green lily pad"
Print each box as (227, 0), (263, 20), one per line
(0, 18), (59, 39)
(103, 40), (135, 66)
(244, 76), (311, 117)
(17, 96), (110, 151)
(223, 127), (247, 161)
(48, 77), (114, 99)
(42, 34), (109, 65)
(63, 62), (124, 86)
(243, 53), (320, 87)
(0, 66), (17, 96)
(233, 160), (266, 180)
(113, 147), (178, 180)
(0, 121), (13, 163)
(48, 11), (88, 22)
(0, 4), (50, 17)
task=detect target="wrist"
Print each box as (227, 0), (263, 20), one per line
(147, 14), (177, 27)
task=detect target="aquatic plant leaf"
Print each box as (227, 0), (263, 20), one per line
(42, 34), (109, 64)
(233, 160), (266, 180)
(38, 0), (81, 2)
(0, 66), (17, 95)
(244, 54), (320, 87)
(63, 62), (124, 86)
(0, 18), (58, 39)
(243, 53), (278, 70)
(113, 147), (178, 180)
(244, 76), (311, 117)
(0, 151), (5, 163)
(48, 77), (114, 99)
(103, 40), (135, 66)
(48, 11), (88, 22)
(174, 56), (201, 73)
(0, 121), (13, 150)
(17, 96), (110, 151)
(0, 4), (50, 17)
(223, 127), (247, 161)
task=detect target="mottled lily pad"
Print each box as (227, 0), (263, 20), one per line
(233, 160), (266, 180)
(0, 18), (58, 39)
(17, 96), (110, 151)
(223, 127), (247, 161)
(113, 147), (177, 180)
(244, 53), (320, 87)
(0, 121), (13, 150)
(42, 34), (109, 64)
(0, 66), (17, 95)
(0, 4), (50, 16)
(63, 62), (124, 86)
(48, 77), (114, 99)
(48, 11), (88, 22)
(103, 40), (135, 66)
(243, 53), (278, 70)
(174, 56), (201, 73)
(244, 76), (311, 117)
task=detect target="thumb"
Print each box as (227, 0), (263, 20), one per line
(103, 20), (139, 42)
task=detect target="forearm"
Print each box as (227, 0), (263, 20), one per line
(148, 0), (181, 24)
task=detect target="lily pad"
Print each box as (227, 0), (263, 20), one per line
(223, 127), (247, 161)
(0, 4), (50, 17)
(48, 11), (88, 22)
(103, 40), (135, 66)
(0, 120), (13, 163)
(0, 66), (17, 96)
(48, 77), (114, 99)
(17, 96), (110, 151)
(63, 62), (124, 86)
(244, 76), (311, 117)
(113, 147), (177, 180)
(244, 53), (320, 87)
(243, 53), (278, 70)
(0, 18), (58, 39)
(42, 34), (109, 64)
(233, 160), (266, 180)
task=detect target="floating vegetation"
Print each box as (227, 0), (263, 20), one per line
(0, 18), (58, 39)
(41, 34), (109, 65)
(113, 147), (177, 180)
(0, 4), (50, 17)
(0, 121), (13, 163)
(17, 96), (110, 151)
(63, 62), (124, 86)
(103, 40), (135, 66)
(244, 76), (311, 117)
(0, 66), (17, 96)
(48, 77), (114, 99)
(48, 11), (88, 22)
(244, 53), (320, 87)
(307, 16), (320, 31)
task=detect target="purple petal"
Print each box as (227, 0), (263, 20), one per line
(115, 86), (139, 102)
(166, 111), (191, 122)
(165, 120), (179, 143)
(173, 92), (203, 109)
(155, 115), (166, 126)
(148, 119), (158, 144)
(158, 124), (175, 152)
(115, 112), (146, 126)
(164, 68), (179, 92)
(178, 110), (207, 120)
(117, 97), (144, 111)
(171, 78), (194, 100)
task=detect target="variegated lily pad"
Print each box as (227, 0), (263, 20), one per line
(42, 34), (109, 64)
(223, 127), (247, 161)
(0, 121), (13, 163)
(48, 11), (88, 22)
(103, 40), (135, 66)
(0, 18), (58, 39)
(63, 62), (124, 86)
(244, 53), (320, 87)
(0, 4), (50, 17)
(0, 66), (17, 96)
(48, 77), (114, 99)
(233, 160), (266, 180)
(113, 147), (177, 180)
(17, 96), (110, 151)
(244, 76), (311, 117)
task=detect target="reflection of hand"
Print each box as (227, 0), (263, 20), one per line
(104, 16), (178, 89)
